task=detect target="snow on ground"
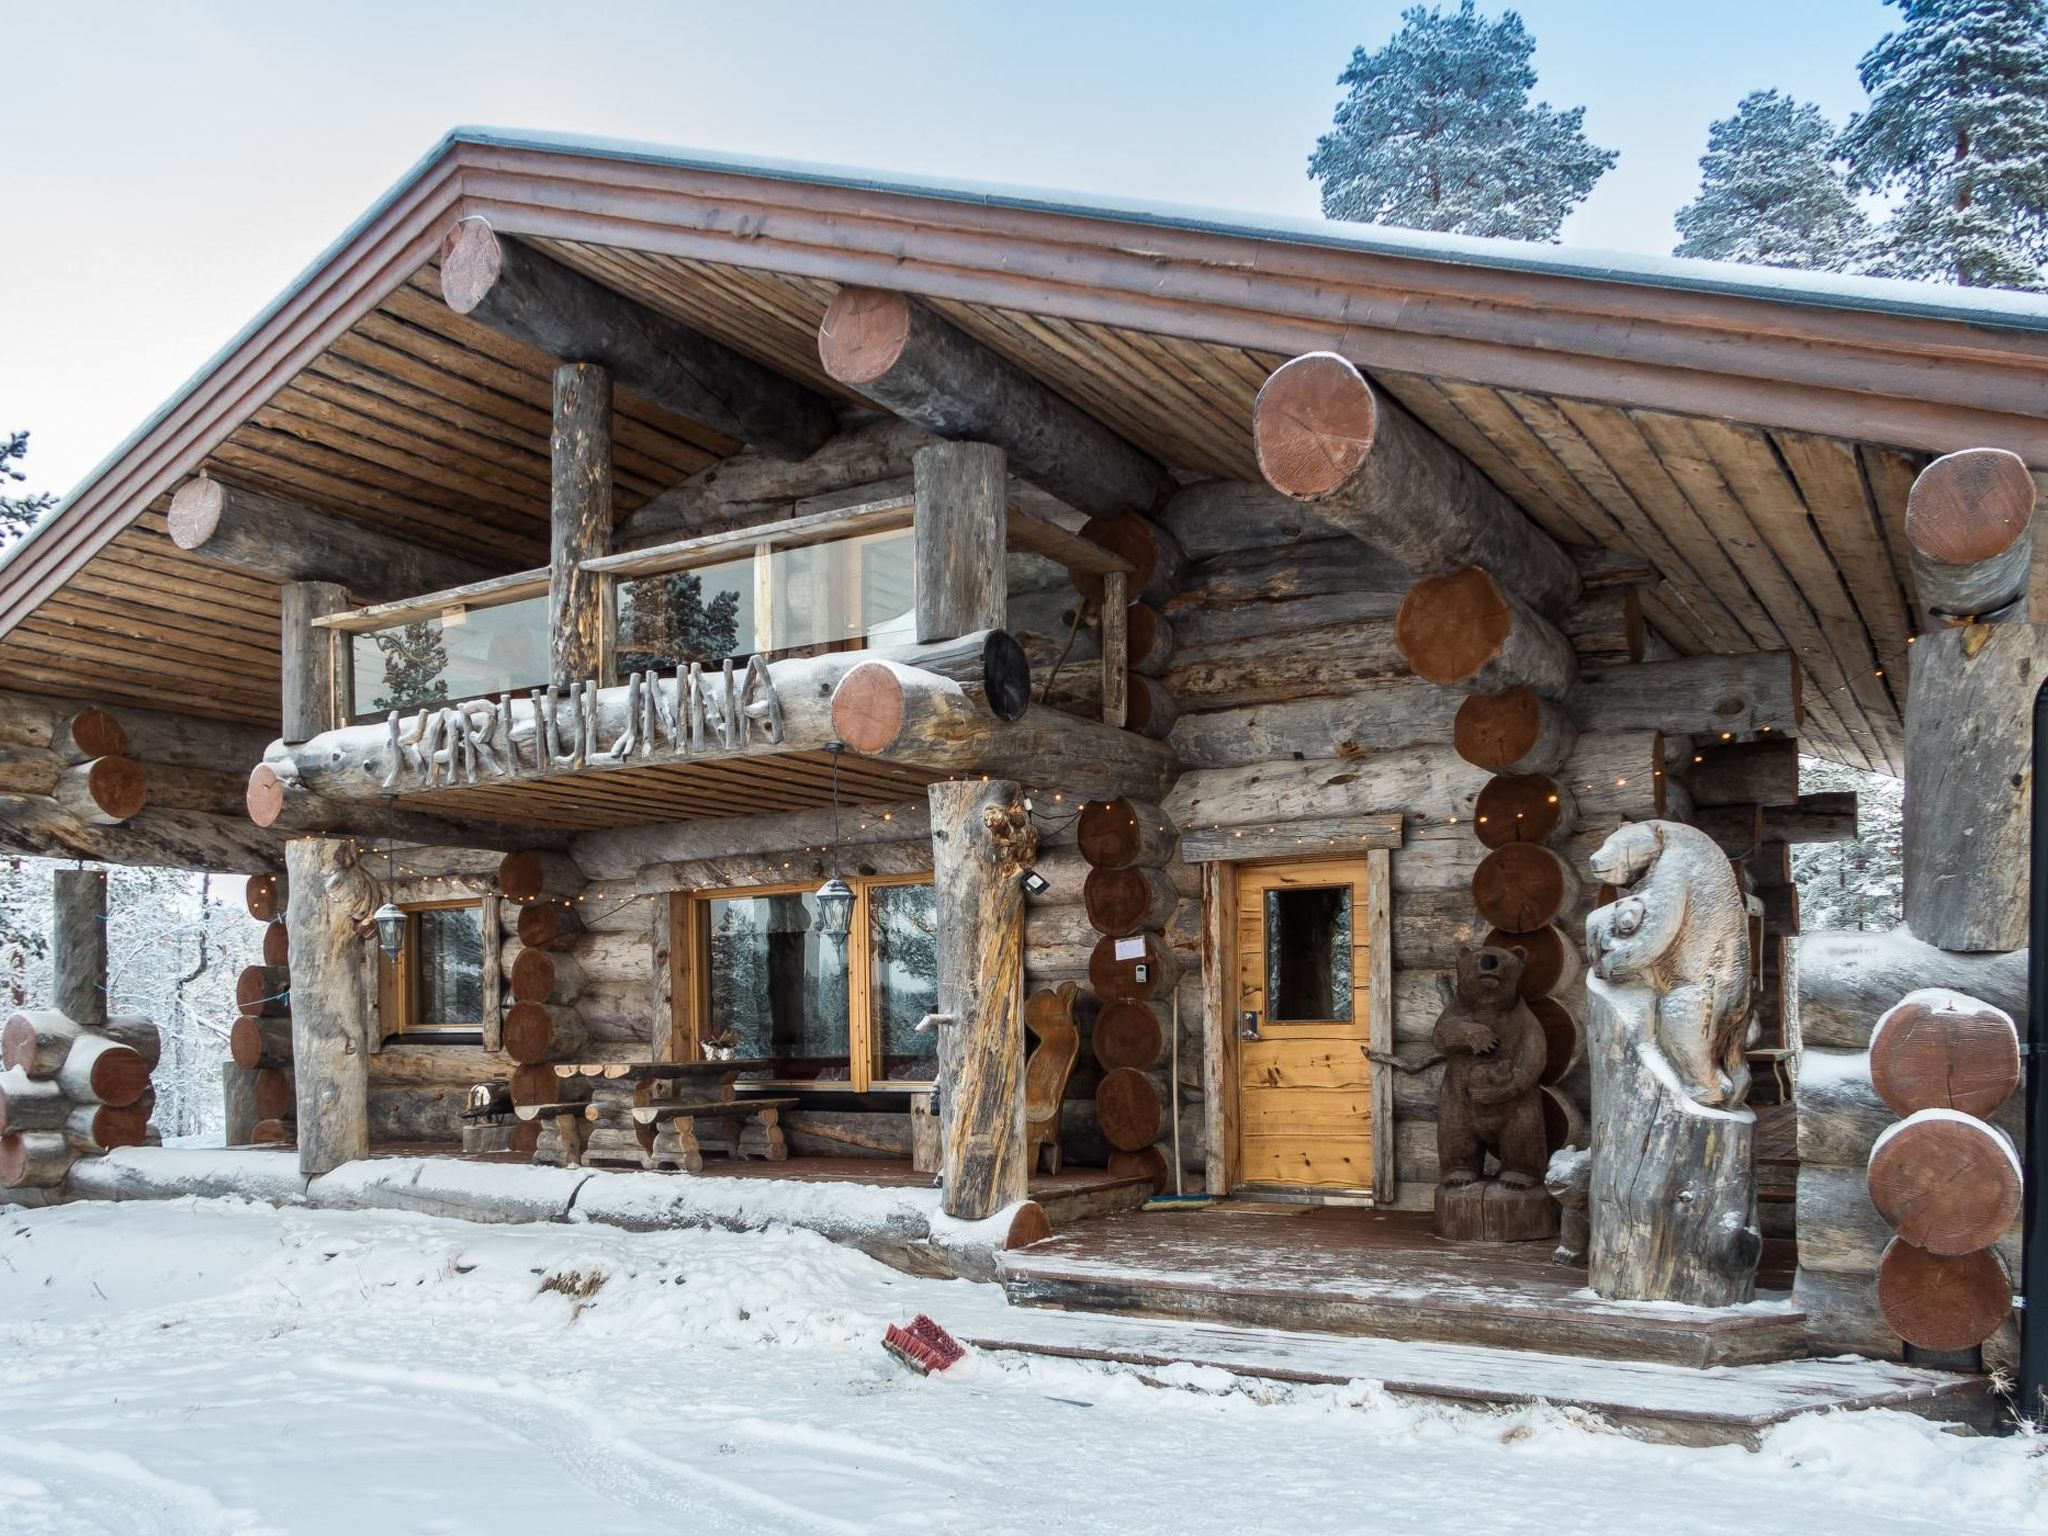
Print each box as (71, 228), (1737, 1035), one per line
(0, 1199), (2040, 1535)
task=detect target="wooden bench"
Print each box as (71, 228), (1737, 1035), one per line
(630, 1095), (798, 1172)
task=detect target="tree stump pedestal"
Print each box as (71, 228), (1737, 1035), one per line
(1434, 1179), (1560, 1243)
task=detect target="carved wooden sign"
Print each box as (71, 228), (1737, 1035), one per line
(379, 657), (785, 791)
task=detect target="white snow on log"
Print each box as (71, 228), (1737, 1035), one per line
(1868, 989), (2018, 1057)
(64, 1147), (312, 1205)
(1869, 1107), (2023, 1181)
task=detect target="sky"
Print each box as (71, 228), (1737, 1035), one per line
(2, 0), (1899, 501)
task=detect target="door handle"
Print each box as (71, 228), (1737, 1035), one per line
(1239, 1010), (1262, 1041)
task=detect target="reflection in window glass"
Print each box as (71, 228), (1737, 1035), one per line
(351, 596), (550, 717)
(415, 907), (485, 1028)
(1266, 886), (1353, 1022)
(615, 528), (916, 675)
(705, 892), (852, 1078)
(871, 883), (939, 1080)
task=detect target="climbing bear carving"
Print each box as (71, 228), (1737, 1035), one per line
(1434, 945), (1549, 1190)
(1585, 820), (1755, 1109)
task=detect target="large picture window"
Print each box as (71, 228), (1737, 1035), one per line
(379, 900), (488, 1040)
(681, 874), (937, 1091)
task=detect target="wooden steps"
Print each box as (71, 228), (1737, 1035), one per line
(999, 1204), (1811, 1367)
(960, 1307), (1998, 1448)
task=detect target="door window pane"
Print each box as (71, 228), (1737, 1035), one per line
(1266, 886), (1353, 1022)
(705, 892), (852, 1078)
(871, 882), (939, 1080)
(415, 907), (485, 1028)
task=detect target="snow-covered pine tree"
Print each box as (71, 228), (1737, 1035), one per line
(1792, 756), (1904, 931)
(1308, 0), (1616, 240)
(370, 620), (452, 712)
(1843, 0), (2048, 289)
(2, 431), (57, 547)
(1673, 91), (1870, 270)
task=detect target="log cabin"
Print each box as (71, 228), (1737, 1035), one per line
(0, 128), (2039, 1433)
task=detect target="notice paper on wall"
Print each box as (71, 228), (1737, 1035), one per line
(1113, 937), (1145, 961)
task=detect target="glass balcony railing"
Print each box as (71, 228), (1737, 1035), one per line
(349, 592), (550, 719)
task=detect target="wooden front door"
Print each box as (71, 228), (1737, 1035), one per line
(1232, 858), (1384, 1197)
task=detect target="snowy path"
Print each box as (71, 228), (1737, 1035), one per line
(0, 1200), (2039, 1535)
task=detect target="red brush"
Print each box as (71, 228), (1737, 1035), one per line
(883, 1314), (965, 1375)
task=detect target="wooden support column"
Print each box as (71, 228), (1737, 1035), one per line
(281, 581), (354, 744)
(1100, 570), (1129, 729)
(441, 217), (834, 460)
(52, 867), (107, 1028)
(550, 362), (613, 688)
(819, 287), (1170, 518)
(1906, 448), (2036, 622)
(928, 779), (1033, 1220)
(169, 478), (494, 599)
(286, 837), (371, 1175)
(912, 442), (1007, 642)
(1254, 353), (1581, 617)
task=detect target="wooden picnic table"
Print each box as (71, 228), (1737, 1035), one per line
(517, 1059), (798, 1172)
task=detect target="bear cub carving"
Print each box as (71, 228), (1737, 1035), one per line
(1434, 944), (1549, 1190)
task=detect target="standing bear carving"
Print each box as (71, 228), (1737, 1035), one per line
(1585, 821), (1754, 1109)
(1434, 945), (1549, 1190)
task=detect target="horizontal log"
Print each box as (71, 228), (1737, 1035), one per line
(1395, 568), (1577, 698)
(168, 477), (495, 599)
(1685, 737), (1799, 808)
(1472, 843), (1580, 932)
(1877, 1239), (2013, 1353)
(253, 1067), (294, 1124)
(819, 287), (1168, 518)
(0, 1131), (80, 1189)
(442, 217), (833, 459)
(1454, 688), (1577, 775)
(1570, 652), (1802, 738)
(1088, 932), (1180, 1002)
(1798, 930), (2028, 1049)
(1905, 448), (2035, 622)
(509, 946), (585, 1005)
(246, 874), (287, 922)
(0, 792), (282, 876)
(1867, 1110), (2021, 1255)
(1082, 865), (1179, 937)
(0, 1068), (71, 1134)
(68, 1099), (152, 1152)
(1252, 355), (1580, 615)
(502, 1002), (588, 1065)
(56, 1034), (151, 1109)
(245, 760), (546, 853)
(1177, 813), (1403, 864)
(230, 1015), (295, 1071)
(1075, 514), (1185, 605)
(1, 1011), (82, 1078)
(514, 901), (582, 948)
(1869, 989), (2020, 1118)
(1766, 792), (1858, 845)
(1169, 684), (1459, 769)
(1793, 1266), (1898, 1359)
(235, 965), (290, 1019)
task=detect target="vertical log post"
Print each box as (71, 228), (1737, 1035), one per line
(286, 837), (371, 1175)
(281, 581), (355, 743)
(551, 361), (613, 687)
(1100, 569), (1129, 729)
(51, 867), (107, 1028)
(912, 441), (1007, 643)
(928, 778), (1034, 1220)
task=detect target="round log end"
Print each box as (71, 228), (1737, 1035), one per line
(1472, 843), (1572, 932)
(1106, 1144), (1171, 1195)
(438, 216), (505, 315)
(1003, 1200), (1054, 1250)
(1075, 797), (1157, 870)
(1, 1014), (36, 1074)
(1473, 774), (1567, 851)
(1252, 352), (1380, 502)
(1528, 996), (1582, 1087)
(1867, 1111), (2022, 1255)
(1480, 923), (1573, 998)
(497, 851), (545, 904)
(0, 1134), (52, 1189)
(246, 764), (286, 829)
(981, 631), (1032, 723)
(262, 920), (290, 968)
(87, 1044), (151, 1109)
(516, 902), (564, 949)
(1876, 1237), (2011, 1352)
(1540, 1084), (1587, 1157)
(830, 663), (906, 755)
(817, 286), (914, 385)
(234, 964), (285, 1019)
(252, 1066), (294, 1123)
(509, 945), (558, 1003)
(1395, 567), (1514, 687)
(250, 1118), (293, 1146)
(1093, 998), (1164, 1071)
(80, 757), (148, 822)
(1870, 996), (2021, 1119)
(229, 1015), (265, 1071)
(245, 873), (285, 923)
(503, 1002), (573, 1065)
(62, 707), (128, 760)
(1095, 1065), (1164, 1151)
(1906, 447), (2035, 567)
(165, 478), (227, 551)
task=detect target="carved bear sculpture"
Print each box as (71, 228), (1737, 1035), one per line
(1585, 820), (1755, 1109)
(1434, 945), (1549, 1190)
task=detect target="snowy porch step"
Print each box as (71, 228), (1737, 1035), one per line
(959, 1307), (2000, 1449)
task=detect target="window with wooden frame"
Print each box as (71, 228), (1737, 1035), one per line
(377, 898), (490, 1042)
(673, 873), (938, 1091)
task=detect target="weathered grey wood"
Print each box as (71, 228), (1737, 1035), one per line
(1903, 621), (2048, 952)
(1253, 354), (1580, 616)
(1906, 447), (2036, 622)
(51, 866), (107, 1027)
(914, 442), (1008, 642)
(0, 1067), (71, 1133)
(1169, 685), (1461, 770)
(56, 1033), (151, 1107)
(928, 780), (1035, 1220)
(1685, 738), (1800, 809)
(551, 362), (613, 688)
(1395, 567), (1578, 698)
(1571, 652), (1802, 738)
(819, 287), (1168, 518)
(1798, 929), (2029, 1048)
(281, 581), (354, 743)
(168, 478), (494, 599)
(287, 837), (371, 1175)
(1101, 569), (1129, 729)
(1176, 813), (1403, 864)
(244, 758), (547, 854)
(1793, 1265), (1899, 1359)
(222, 1063), (260, 1146)
(440, 217), (834, 460)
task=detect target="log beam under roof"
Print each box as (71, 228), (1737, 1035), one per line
(168, 478), (498, 601)
(440, 216), (836, 461)
(817, 287), (1171, 520)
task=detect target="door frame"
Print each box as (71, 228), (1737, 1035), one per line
(1201, 848), (1393, 1203)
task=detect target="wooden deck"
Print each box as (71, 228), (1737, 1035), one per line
(1000, 1203), (1811, 1368)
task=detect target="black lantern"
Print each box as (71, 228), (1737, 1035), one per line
(371, 824), (406, 960)
(815, 743), (855, 944)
